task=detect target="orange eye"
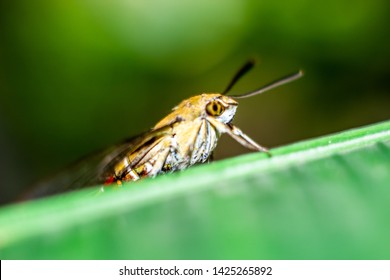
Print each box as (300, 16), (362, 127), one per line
(206, 101), (224, 116)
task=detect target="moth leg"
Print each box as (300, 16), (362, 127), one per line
(190, 119), (207, 164)
(204, 120), (218, 162)
(226, 123), (271, 156)
(120, 167), (141, 182)
(148, 147), (171, 177)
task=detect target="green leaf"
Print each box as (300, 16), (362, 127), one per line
(0, 121), (389, 259)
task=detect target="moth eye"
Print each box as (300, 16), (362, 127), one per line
(206, 101), (225, 116)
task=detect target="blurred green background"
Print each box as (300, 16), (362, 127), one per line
(0, 0), (389, 205)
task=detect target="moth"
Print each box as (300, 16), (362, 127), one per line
(27, 61), (303, 198)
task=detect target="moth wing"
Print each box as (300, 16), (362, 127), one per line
(23, 125), (173, 199)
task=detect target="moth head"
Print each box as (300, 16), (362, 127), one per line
(204, 94), (238, 124)
(202, 60), (303, 125)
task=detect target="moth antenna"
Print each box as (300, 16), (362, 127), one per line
(229, 70), (304, 99)
(222, 59), (256, 95)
